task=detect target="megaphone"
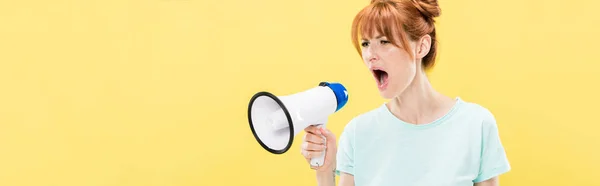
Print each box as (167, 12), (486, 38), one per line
(247, 82), (348, 167)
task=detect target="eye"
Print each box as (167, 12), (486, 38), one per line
(361, 41), (370, 47)
(380, 40), (390, 44)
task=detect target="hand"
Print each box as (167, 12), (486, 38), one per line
(301, 125), (337, 173)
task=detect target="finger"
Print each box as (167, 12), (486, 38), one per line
(310, 165), (320, 170)
(301, 149), (324, 159)
(304, 125), (317, 133)
(304, 125), (322, 135)
(301, 149), (314, 159)
(304, 133), (326, 144)
(302, 142), (326, 151)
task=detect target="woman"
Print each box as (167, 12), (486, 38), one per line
(300, 0), (511, 185)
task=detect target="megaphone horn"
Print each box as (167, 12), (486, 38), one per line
(247, 82), (349, 167)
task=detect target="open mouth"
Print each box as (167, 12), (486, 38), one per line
(372, 69), (388, 87)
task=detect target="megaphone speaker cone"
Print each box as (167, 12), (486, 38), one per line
(247, 91), (294, 154)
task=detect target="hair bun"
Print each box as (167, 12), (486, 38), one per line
(412, 0), (440, 18)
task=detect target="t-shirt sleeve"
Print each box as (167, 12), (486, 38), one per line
(473, 112), (511, 183)
(335, 119), (356, 176)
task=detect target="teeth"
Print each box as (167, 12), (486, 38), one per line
(379, 74), (384, 84)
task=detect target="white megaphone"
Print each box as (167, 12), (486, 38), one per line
(247, 82), (349, 167)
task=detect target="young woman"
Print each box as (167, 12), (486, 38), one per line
(300, 0), (511, 185)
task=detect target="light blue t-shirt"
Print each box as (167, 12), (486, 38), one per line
(335, 97), (511, 186)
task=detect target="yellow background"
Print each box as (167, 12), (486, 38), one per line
(1, 0), (599, 185)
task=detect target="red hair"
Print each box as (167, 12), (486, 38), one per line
(351, 0), (441, 70)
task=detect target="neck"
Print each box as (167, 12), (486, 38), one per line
(386, 70), (454, 125)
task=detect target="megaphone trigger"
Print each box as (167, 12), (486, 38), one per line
(309, 124), (327, 167)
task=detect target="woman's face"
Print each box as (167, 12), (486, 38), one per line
(361, 32), (419, 99)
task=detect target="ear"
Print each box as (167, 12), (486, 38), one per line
(415, 34), (432, 59)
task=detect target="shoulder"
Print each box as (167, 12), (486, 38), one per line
(451, 99), (505, 145)
(339, 104), (385, 134)
(456, 98), (497, 127)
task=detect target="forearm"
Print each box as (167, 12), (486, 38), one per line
(316, 171), (336, 186)
(474, 177), (499, 186)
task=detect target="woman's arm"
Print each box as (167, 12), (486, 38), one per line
(338, 172), (355, 186)
(474, 176), (499, 186)
(316, 171), (355, 186)
(316, 171), (335, 186)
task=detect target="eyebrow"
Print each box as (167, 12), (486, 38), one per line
(362, 35), (387, 41)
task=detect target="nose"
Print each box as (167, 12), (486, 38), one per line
(364, 46), (379, 64)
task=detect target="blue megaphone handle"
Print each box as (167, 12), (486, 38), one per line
(319, 82), (349, 112)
